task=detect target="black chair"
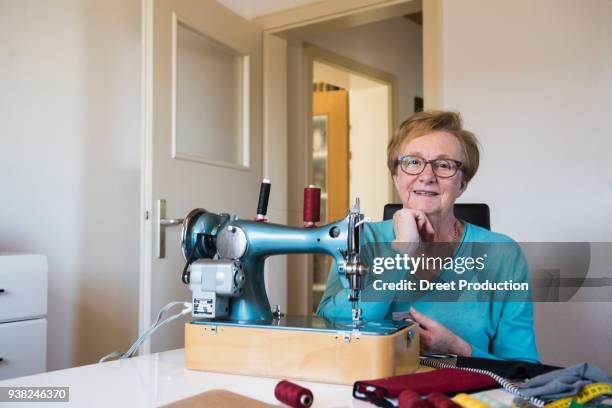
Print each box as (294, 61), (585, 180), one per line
(383, 203), (490, 230)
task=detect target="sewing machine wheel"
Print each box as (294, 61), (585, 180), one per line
(180, 208), (209, 261)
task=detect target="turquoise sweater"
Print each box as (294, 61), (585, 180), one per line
(317, 220), (540, 363)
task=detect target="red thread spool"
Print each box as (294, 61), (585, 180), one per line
(398, 389), (430, 408)
(303, 185), (320, 228)
(274, 380), (313, 408)
(427, 392), (461, 408)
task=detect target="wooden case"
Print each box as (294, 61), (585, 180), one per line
(184, 320), (419, 384)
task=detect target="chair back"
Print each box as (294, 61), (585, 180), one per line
(382, 203), (490, 230)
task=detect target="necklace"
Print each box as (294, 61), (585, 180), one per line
(452, 219), (462, 242)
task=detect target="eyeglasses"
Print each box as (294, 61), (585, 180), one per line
(395, 155), (463, 178)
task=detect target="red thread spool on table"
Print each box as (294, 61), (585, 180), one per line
(274, 380), (313, 408)
(427, 392), (461, 408)
(398, 389), (431, 408)
(303, 185), (320, 228)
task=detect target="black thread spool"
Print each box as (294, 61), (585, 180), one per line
(255, 179), (271, 221)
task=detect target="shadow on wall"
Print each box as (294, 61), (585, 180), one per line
(75, 0), (141, 365)
(524, 243), (612, 372)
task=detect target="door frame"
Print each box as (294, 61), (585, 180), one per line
(139, 0), (154, 354)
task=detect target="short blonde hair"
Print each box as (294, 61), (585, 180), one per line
(387, 110), (480, 183)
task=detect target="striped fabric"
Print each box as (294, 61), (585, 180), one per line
(420, 356), (546, 407)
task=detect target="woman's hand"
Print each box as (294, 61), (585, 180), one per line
(392, 209), (435, 243)
(409, 307), (472, 356)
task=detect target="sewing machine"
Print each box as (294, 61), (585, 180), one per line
(180, 183), (419, 384)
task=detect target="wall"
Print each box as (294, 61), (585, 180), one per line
(440, 0), (612, 370)
(0, 0), (141, 370)
(305, 16), (423, 128)
(349, 85), (390, 221)
(218, 0), (317, 20)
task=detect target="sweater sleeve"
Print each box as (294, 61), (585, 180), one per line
(472, 245), (540, 362)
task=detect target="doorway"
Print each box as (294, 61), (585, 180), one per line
(309, 55), (395, 310)
(275, 11), (424, 314)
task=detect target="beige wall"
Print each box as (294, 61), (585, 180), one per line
(305, 16), (423, 127)
(440, 0), (612, 370)
(0, 0), (141, 370)
(349, 85), (391, 221)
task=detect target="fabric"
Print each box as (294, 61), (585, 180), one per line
(455, 356), (561, 380)
(353, 368), (498, 404)
(317, 220), (540, 362)
(517, 363), (612, 401)
(544, 383), (612, 408)
(419, 355), (560, 380)
(420, 357), (545, 407)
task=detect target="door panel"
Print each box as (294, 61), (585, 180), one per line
(145, 0), (262, 353)
(174, 20), (248, 167)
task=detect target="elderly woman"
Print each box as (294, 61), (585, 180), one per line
(317, 110), (539, 362)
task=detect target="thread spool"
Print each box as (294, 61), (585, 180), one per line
(303, 185), (320, 228)
(274, 380), (313, 408)
(255, 178), (271, 221)
(398, 389), (430, 408)
(427, 392), (461, 408)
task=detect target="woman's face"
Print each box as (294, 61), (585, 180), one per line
(393, 131), (467, 217)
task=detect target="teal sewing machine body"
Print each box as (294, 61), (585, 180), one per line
(180, 199), (367, 323)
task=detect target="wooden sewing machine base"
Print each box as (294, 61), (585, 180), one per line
(184, 315), (419, 384)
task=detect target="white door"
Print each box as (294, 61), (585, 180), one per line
(141, 0), (263, 353)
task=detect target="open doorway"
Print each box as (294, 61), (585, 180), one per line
(300, 16), (423, 313)
(309, 55), (395, 309)
(259, 2), (425, 315)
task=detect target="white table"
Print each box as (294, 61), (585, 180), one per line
(0, 349), (518, 407)
(0, 348), (367, 407)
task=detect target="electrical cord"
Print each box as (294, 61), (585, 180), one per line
(99, 301), (192, 363)
(181, 248), (195, 284)
(182, 234), (204, 284)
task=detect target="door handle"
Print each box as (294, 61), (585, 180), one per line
(156, 199), (184, 258)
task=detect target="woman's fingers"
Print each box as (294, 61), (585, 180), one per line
(409, 308), (472, 356)
(422, 215), (436, 235)
(393, 209), (420, 242)
(409, 307), (438, 330)
(413, 210), (435, 236)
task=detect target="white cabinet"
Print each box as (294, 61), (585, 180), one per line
(0, 254), (48, 380)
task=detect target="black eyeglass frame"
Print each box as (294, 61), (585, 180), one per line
(395, 155), (463, 178)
